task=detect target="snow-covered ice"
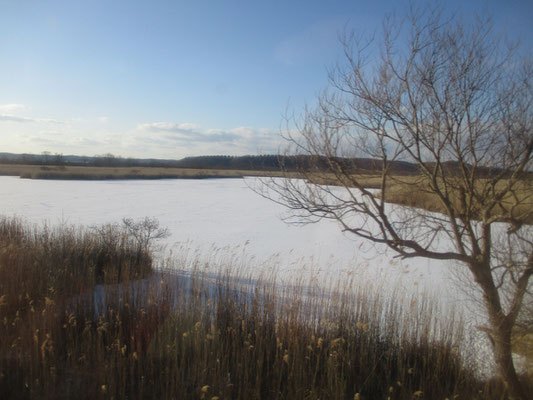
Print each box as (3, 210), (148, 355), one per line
(0, 176), (457, 294)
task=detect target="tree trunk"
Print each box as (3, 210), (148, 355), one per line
(473, 261), (526, 400)
(491, 323), (526, 400)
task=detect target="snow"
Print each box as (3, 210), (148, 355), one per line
(0, 176), (453, 292)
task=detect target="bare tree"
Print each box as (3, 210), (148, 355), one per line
(122, 217), (170, 252)
(262, 6), (532, 399)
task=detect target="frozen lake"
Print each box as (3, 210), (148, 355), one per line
(0, 176), (455, 294)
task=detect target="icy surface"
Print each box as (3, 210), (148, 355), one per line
(0, 177), (453, 288)
(1, 176), (477, 300)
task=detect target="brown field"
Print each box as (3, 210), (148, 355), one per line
(307, 172), (533, 225)
(0, 163), (288, 180)
(381, 175), (533, 225)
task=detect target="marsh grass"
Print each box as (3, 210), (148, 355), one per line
(0, 218), (513, 399)
(0, 164), (287, 180)
(380, 175), (533, 225)
(306, 172), (533, 225)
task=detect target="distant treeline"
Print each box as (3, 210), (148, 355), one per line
(0, 152), (420, 174)
(1, 152), (526, 178)
(0, 153), (291, 170)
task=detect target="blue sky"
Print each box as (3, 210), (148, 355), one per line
(1, 0), (532, 159)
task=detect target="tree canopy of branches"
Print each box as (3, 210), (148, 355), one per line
(263, 7), (533, 399)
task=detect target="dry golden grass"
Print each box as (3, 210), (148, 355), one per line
(1, 217), (510, 399)
(0, 163), (37, 176)
(307, 172), (533, 224)
(380, 175), (533, 224)
(305, 173), (385, 189)
(512, 328), (533, 379)
(0, 163), (288, 180)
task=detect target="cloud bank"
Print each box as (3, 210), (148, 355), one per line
(136, 122), (279, 156)
(0, 103), (280, 158)
(0, 103), (63, 124)
(0, 104), (29, 114)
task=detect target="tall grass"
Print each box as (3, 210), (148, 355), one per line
(380, 176), (533, 225)
(0, 164), (287, 180)
(304, 172), (533, 224)
(0, 217), (510, 399)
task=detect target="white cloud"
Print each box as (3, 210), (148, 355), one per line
(136, 121), (280, 155)
(98, 116), (109, 123)
(177, 122), (200, 130)
(0, 103), (62, 124)
(0, 115), (33, 123)
(38, 118), (63, 124)
(137, 122), (200, 132)
(0, 114), (63, 124)
(1, 113), (281, 159)
(228, 126), (256, 139)
(0, 104), (29, 114)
